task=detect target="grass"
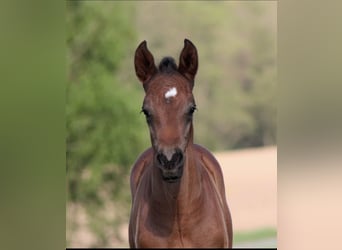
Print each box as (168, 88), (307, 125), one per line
(233, 227), (277, 243)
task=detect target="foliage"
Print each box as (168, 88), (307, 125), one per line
(66, 2), (149, 246)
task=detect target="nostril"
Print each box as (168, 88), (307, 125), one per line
(171, 151), (183, 165)
(157, 153), (168, 167)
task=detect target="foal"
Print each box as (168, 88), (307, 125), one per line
(129, 39), (233, 248)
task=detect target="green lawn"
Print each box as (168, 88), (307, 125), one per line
(233, 227), (277, 243)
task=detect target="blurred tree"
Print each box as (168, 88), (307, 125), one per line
(66, 2), (149, 243)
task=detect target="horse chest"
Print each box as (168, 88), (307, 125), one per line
(134, 189), (228, 248)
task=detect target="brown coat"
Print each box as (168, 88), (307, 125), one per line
(129, 144), (233, 248)
(129, 39), (233, 248)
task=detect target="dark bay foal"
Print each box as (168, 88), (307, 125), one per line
(129, 39), (233, 248)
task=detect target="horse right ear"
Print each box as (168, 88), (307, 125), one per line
(178, 39), (198, 86)
(134, 41), (157, 90)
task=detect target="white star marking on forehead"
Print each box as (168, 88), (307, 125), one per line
(164, 87), (177, 99)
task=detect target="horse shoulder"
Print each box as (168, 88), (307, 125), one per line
(130, 147), (153, 197)
(194, 144), (225, 187)
(194, 144), (233, 247)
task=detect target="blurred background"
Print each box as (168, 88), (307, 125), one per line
(66, 1), (276, 248)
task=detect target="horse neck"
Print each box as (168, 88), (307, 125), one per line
(177, 143), (203, 204)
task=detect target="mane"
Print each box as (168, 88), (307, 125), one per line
(158, 57), (177, 73)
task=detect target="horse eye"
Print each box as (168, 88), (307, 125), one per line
(188, 105), (197, 115)
(141, 108), (152, 122)
(141, 108), (150, 117)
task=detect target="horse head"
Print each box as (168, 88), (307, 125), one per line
(134, 39), (198, 183)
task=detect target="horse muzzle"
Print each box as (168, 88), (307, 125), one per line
(155, 148), (184, 183)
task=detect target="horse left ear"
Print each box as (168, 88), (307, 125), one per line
(178, 39), (198, 87)
(134, 40), (158, 91)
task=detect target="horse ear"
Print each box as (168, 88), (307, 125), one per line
(178, 39), (198, 86)
(134, 40), (157, 90)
